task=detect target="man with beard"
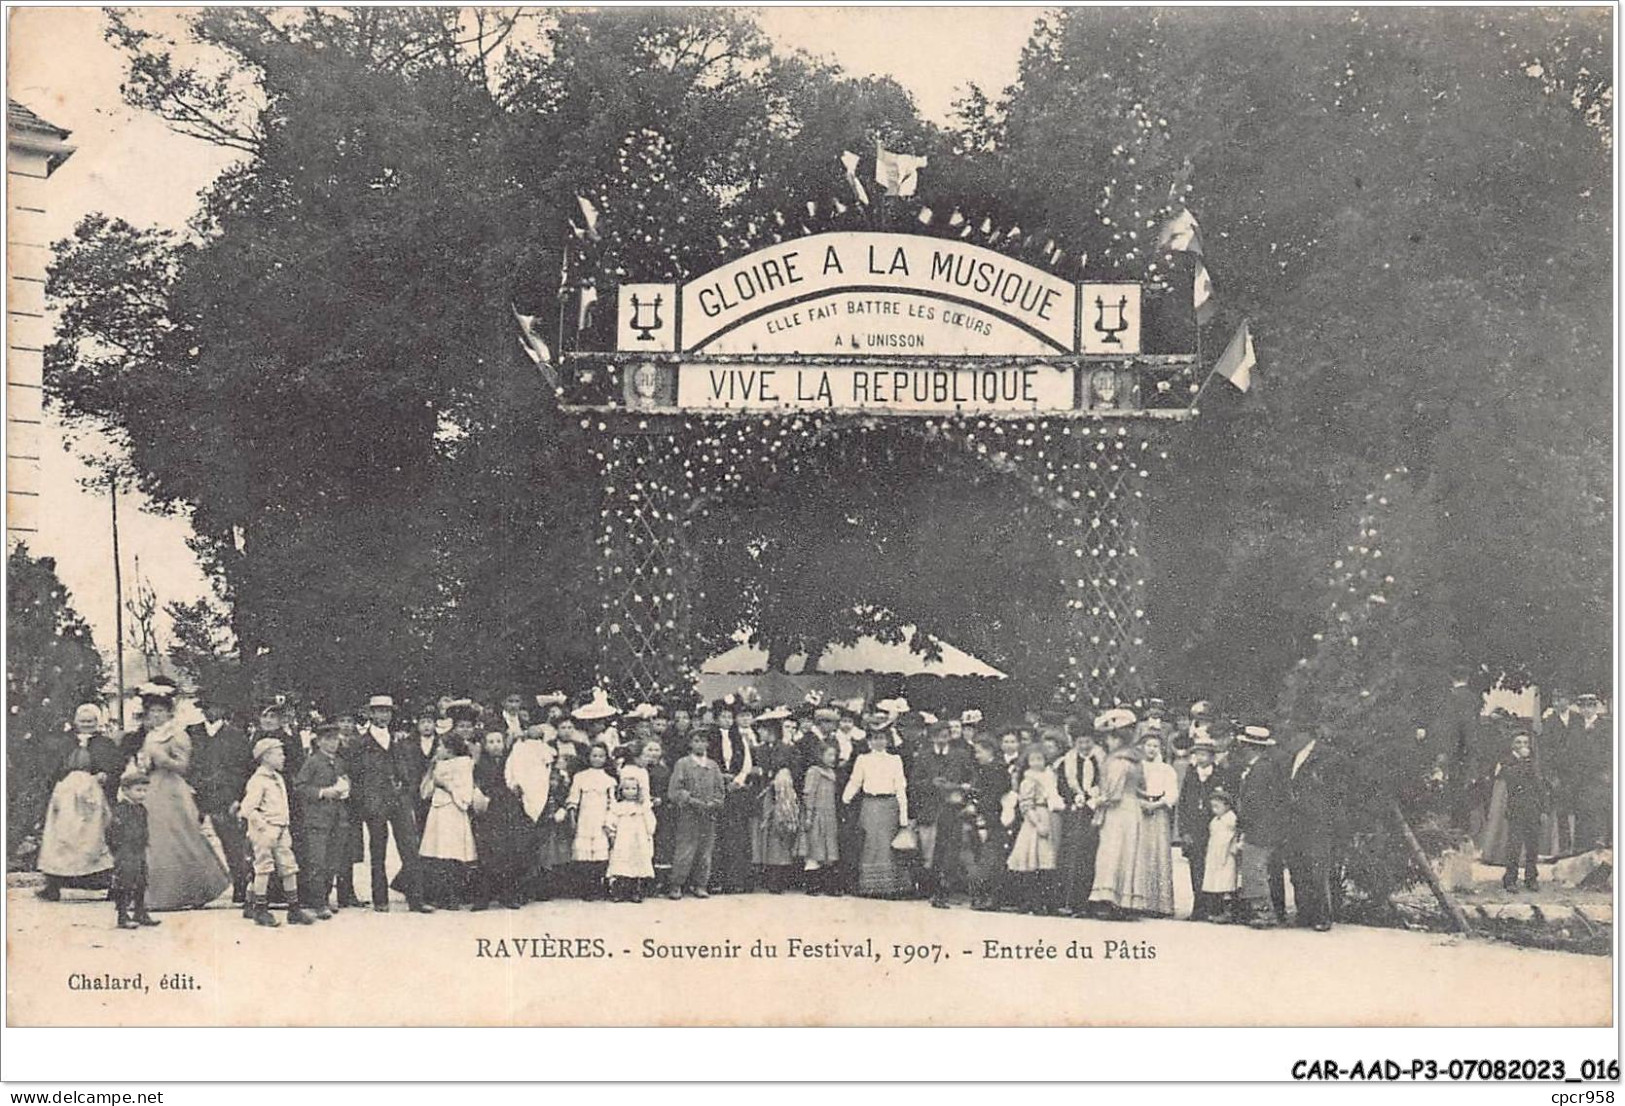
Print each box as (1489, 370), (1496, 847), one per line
(908, 716), (973, 905)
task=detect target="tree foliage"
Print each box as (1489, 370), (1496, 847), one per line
(6, 545), (107, 862)
(45, 7), (1611, 719)
(966, 7), (1611, 713)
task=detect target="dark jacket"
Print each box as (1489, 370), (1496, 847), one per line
(274, 727), (307, 779)
(1497, 755), (1547, 821)
(107, 799), (149, 889)
(1431, 683), (1484, 777)
(188, 721), (255, 815)
(352, 732), (424, 819)
(907, 740), (974, 826)
(42, 732), (124, 802)
(294, 748), (350, 832)
(1282, 740), (1349, 848)
(1235, 752), (1286, 848)
(708, 727), (752, 779)
(1177, 763), (1222, 847)
(118, 726), (149, 768)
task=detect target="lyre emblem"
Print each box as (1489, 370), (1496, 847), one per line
(629, 292), (665, 342)
(1093, 294), (1130, 346)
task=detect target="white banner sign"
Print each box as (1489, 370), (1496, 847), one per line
(678, 232), (1079, 354)
(675, 362), (1076, 413)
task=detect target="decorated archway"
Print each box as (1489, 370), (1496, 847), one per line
(554, 227), (1197, 709)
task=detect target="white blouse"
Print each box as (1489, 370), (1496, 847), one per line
(842, 751), (910, 823)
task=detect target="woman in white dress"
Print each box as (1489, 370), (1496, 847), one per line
(1088, 708), (1143, 919)
(1007, 747), (1064, 914)
(419, 727), (479, 908)
(567, 742), (617, 899)
(1131, 732), (1179, 917)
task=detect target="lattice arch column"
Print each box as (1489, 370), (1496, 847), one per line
(593, 427), (696, 701)
(925, 416), (1175, 709)
(1042, 422), (1173, 710)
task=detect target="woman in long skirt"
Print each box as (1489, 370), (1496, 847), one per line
(1054, 729), (1101, 916)
(135, 687), (230, 910)
(751, 718), (802, 892)
(799, 742), (841, 895)
(1130, 732), (1178, 917)
(842, 739), (911, 897)
(533, 759), (577, 899)
(472, 732), (530, 909)
(36, 704), (121, 899)
(1007, 748), (1063, 913)
(1088, 710), (1143, 918)
(419, 732), (479, 908)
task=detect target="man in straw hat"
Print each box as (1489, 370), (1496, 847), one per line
(1234, 725), (1287, 928)
(351, 692), (433, 914)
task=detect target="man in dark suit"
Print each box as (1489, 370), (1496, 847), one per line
(908, 718), (974, 904)
(353, 693), (433, 913)
(1234, 727), (1287, 927)
(1570, 694), (1611, 850)
(187, 692), (255, 904)
(1280, 729), (1349, 931)
(1177, 735), (1222, 920)
(1538, 690), (1575, 853)
(397, 704), (439, 832)
(1430, 666), (1485, 830)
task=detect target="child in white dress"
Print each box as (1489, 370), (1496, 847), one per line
(1201, 789), (1241, 923)
(607, 775), (657, 902)
(567, 743), (617, 900)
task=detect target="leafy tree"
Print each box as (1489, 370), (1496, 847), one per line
(967, 8), (1611, 712)
(6, 545), (107, 864)
(50, 8), (986, 705)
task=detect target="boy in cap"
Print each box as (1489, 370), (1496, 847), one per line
(108, 770), (159, 930)
(294, 722), (351, 919)
(241, 738), (315, 926)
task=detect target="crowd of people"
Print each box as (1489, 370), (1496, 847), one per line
(21, 673), (1611, 932)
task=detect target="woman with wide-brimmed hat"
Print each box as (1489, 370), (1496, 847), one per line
(134, 683), (230, 910)
(1086, 708), (1143, 919)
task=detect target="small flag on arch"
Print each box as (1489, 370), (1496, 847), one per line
(874, 142), (928, 198)
(575, 195), (601, 242)
(577, 286), (600, 331)
(1157, 207), (1203, 255)
(1209, 319), (1256, 393)
(512, 303), (558, 390)
(1194, 259), (1217, 326)
(840, 151), (870, 206)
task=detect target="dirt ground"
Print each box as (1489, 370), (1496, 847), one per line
(5, 878), (1611, 1027)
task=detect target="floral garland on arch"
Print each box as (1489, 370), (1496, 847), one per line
(588, 408), (1177, 709)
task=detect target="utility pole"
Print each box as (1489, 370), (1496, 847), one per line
(111, 477), (126, 733)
